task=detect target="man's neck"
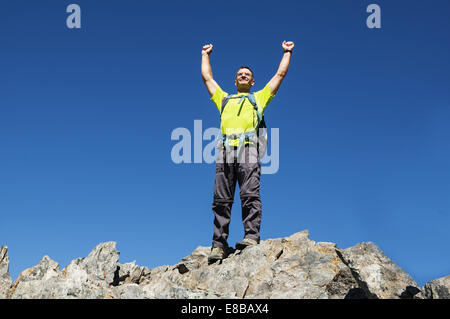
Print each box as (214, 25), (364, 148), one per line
(237, 88), (251, 94)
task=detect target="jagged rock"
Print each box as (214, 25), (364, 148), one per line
(9, 242), (120, 299)
(2, 231), (448, 299)
(422, 275), (450, 299)
(337, 242), (422, 299)
(10, 255), (61, 298)
(80, 241), (119, 286)
(115, 261), (151, 285)
(0, 246), (12, 298)
(139, 231), (363, 299)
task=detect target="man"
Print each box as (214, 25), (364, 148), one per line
(201, 41), (294, 263)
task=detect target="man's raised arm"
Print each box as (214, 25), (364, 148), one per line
(201, 44), (219, 97)
(268, 41), (295, 95)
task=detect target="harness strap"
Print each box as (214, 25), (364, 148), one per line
(222, 131), (257, 159)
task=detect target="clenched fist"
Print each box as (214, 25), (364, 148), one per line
(202, 44), (213, 55)
(282, 41), (294, 52)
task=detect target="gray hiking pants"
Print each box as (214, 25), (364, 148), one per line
(212, 144), (262, 249)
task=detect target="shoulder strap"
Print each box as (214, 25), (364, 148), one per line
(248, 93), (264, 125)
(221, 94), (248, 115)
(220, 93), (264, 124)
(220, 94), (232, 116)
(247, 93), (257, 107)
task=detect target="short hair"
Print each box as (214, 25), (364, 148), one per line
(236, 66), (254, 79)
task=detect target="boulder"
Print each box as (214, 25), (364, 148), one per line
(422, 275), (450, 299)
(337, 242), (422, 299)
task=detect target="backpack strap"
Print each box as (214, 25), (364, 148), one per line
(220, 95), (231, 116)
(248, 93), (267, 157)
(249, 93), (261, 122)
(220, 92), (267, 158)
(222, 93), (262, 119)
(247, 92), (256, 106)
(221, 94), (245, 116)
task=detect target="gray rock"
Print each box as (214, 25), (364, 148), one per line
(337, 242), (422, 299)
(138, 230), (361, 299)
(106, 283), (146, 299)
(422, 275), (450, 299)
(10, 242), (119, 299)
(0, 246), (12, 298)
(116, 261), (151, 285)
(10, 255), (61, 298)
(260, 233), (355, 299)
(80, 241), (119, 286)
(3, 231), (448, 299)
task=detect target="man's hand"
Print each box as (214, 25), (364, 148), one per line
(282, 41), (294, 52)
(202, 44), (213, 55)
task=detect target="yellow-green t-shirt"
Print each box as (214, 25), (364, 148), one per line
(211, 83), (275, 146)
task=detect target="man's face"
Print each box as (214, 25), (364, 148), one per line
(235, 68), (254, 90)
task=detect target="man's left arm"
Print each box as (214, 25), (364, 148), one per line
(268, 41), (295, 95)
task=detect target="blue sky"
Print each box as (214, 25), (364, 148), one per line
(1, 0), (449, 288)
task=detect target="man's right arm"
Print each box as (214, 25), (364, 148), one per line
(201, 44), (219, 97)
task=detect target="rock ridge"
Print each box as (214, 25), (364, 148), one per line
(0, 230), (448, 299)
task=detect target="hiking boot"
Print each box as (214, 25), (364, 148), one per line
(235, 238), (258, 250)
(208, 247), (226, 263)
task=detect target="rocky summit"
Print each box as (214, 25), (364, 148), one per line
(0, 230), (448, 299)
